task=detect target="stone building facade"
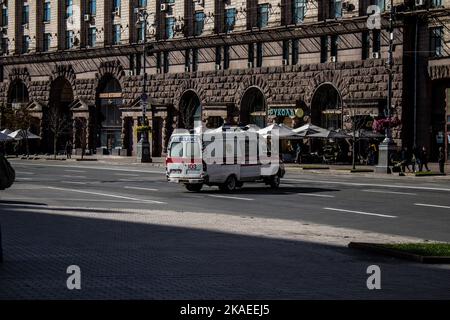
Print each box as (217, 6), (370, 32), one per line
(0, 0), (446, 159)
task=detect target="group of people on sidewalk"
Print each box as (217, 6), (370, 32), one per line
(399, 146), (446, 174)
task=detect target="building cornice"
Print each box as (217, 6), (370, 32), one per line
(0, 16), (403, 66)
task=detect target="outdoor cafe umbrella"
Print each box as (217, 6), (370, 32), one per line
(292, 123), (328, 137)
(1, 129), (12, 135)
(258, 123), (300, 139)
(308, 129), (352, 139)
(0, 132), (13, 142)
(8, 129), (41, 141)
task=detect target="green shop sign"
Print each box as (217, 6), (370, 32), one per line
(268, 108), (295, 117)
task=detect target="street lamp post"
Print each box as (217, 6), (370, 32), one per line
(135, 7), (152, 163)
(375, 0), (397, 173)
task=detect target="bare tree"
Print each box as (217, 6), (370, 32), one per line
(46, 105), (71, 159)
(12, 104), (34, 156)
(344, 109), (372, 170)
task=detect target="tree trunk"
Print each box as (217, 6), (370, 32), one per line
(53, 135), (57, 160)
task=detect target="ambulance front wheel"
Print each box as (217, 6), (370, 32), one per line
(219, 175), (237, 192)
(269, 174), (281, 189)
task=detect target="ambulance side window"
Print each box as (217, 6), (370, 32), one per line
(170, 142), (183, 157)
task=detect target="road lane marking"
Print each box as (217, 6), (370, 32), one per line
(298, 193), (335, 198)
(207, 194), (254, 201)
(64, 169), (86, 173)
(415, 203), (450, 210)
(16, 177), (33, 180)
(16, 171), (35, 175)
(125, 186), (159, 191)
(46, 186), (166, 204)
(64, 181), (87, 185)
(62, 175), (87, 179)
(14, 162), (164, 174)
(115, 173), (140, 177)
(362, 189), (417, 196)
(284, 178), (450, 192)
(323, 207), (397, 218)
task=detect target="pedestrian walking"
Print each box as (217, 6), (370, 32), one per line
(412, 146), (420, 172)
(66, 141), (72, 159)
(419, 146), (430, 172)
(438, 147), (446, 174)
(295, 142), (302, 164)
(400, 146), (411, 173)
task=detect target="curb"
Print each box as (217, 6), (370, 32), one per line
(348, 242), (450, 264)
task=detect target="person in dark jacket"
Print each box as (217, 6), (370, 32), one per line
(400, 147), (412, 173)
(438, 147), (446, 174)
(419, 146), (430, 172)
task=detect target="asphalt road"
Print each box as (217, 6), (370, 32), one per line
(4, 159), (450, 242)
(1, 159), (450, 299)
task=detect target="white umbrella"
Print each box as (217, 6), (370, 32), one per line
(292, 123), (328, 137)
(258, 123), (297, 138)
(1, 129), (11, 135)
(8, 129), (41, 141)
(0, 132), (13, 142)
(309, 130), (352, 139)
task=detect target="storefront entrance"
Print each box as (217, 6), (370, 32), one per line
(95, 76), (123, 154)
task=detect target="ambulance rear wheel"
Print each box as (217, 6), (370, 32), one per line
(219, 175), (237, 192)
(185, 183), (203, 192)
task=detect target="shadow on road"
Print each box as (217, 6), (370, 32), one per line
(196, 186), (340, 195)
(0, 203), (449, 299)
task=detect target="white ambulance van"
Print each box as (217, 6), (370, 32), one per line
(166, 128), (285, 192)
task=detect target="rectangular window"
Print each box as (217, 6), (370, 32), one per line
(430, 27), (444, 57)
(184, 49), (190, 71)
(43, 33), (51, 52)
(282, 40), (289, 64)
(22, 5), (29, 24)
(163, 52), (169, 73)
(66, 30), (74, 49)
(192, 48), (199, 72)
(431, 0), (442, 6)
(194, 11), (205, 36)
(44, 2), (51, 22)
(137, 24), (145, 42)
(215, 46), (222, 67)
(333, 0), (342, 18)
(225, 8), (236, 32)
(156, 52), (162, 72)
(375, 0), (385, 11)
(320, 36), (328, 63)
(248, 43), (255, 67)
(256, 42), (263, 67)
(113, 24), (121, 45)
(135, 53), (142, 75)
(224, 45), (230, 69)
(292, 39), (299, 65)
(165, 17), (175, 39)
(331, 35), (338, 59)
(1, 37), (8, 54)
(22, 35), (30, 53)
(89, 0), (97, 15)
(362, 31), (370, 60)
(66, 0), (73, 18)
(88, 27), (96, 47)
(373, 29), (381, 53)
(113, 0), (121, 10)
(2, 7), (8, 26)
(257, 4), (269, 28)
(293, 0), (306, 24)
(138, 0), (148, 7)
